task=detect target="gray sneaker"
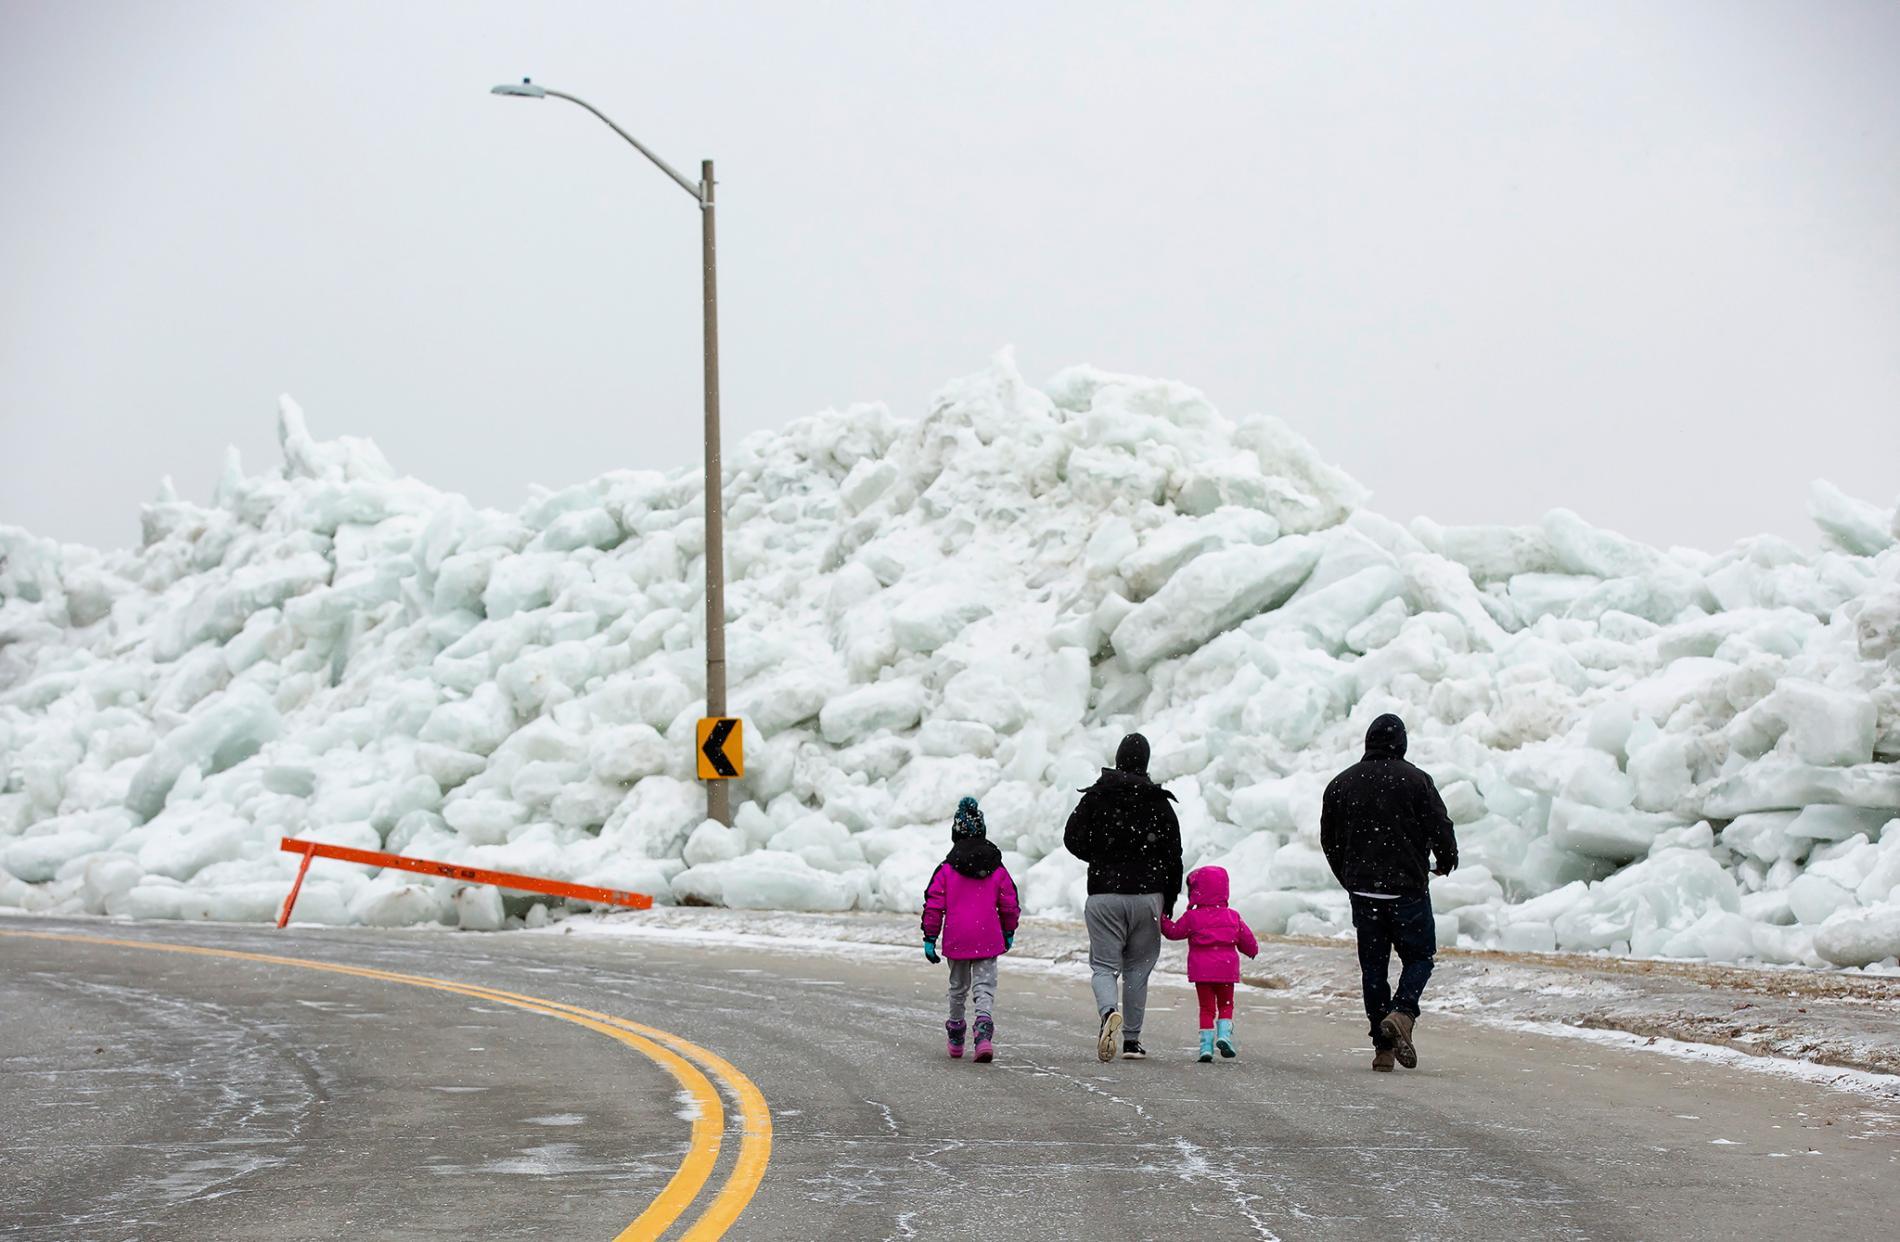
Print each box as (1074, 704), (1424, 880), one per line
(1097, 1010), (1123, 1063)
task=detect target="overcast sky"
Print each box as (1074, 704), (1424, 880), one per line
(3, 1), (1896, 554)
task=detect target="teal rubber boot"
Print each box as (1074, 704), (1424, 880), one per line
(1215, 1018), (1237, 1059)
(1197, 1029), (1215, 1063)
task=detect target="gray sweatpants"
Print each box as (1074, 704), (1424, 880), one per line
(947, 956), (998, 1023)
(1085, 892), (1162, 1038)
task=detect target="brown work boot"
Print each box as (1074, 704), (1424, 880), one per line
(1379, 1011), (1417, 1069)
(1372, 1047), (1396, 1072)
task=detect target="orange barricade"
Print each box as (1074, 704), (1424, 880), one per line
(276, 837), (654, 928)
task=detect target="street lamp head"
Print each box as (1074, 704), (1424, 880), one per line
(491, 78), (547, 98)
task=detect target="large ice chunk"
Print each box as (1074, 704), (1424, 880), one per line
(736, 666), (837, 734)
(819, 679), (927, 745)
(418, 683), (517, 757)
(151, 553), (332, 660)
(1702, 761), (1900, 817)
(1433, 523), (1559, 582)
(1121, 509), (1282, 600)
(1111, 537), (1317, 669)
(682, 819), (747, 868)
(1808, 480), (1894, 556)
(3, 826), (107, 884)
(1269, 565), (1406, 651)
(1229, 414), (1368, 533)
(124, 688), (281, 821)
(1545, 799), (1689, 861)
(1550, 849), (1740, 955)
(670, 851), (860, 911)
(891, 584), (992, 654)
(1814, 903), (1900, 967)
(1764, 680), (1877, 768)
(1540, 509), (1658, 579)
(588, 724), (669, 784)
(767, 815), (866, 873)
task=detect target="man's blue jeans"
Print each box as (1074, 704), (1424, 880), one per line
(1350, 893), (1436, 1047)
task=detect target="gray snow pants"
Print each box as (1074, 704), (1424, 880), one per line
(1085, 892), (1162, 1038)
(946, 956), (998, 1023)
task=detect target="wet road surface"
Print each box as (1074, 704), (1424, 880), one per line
(3, 915), (1895, 1240)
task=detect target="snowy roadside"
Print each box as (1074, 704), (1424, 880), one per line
(546, 905), (1900, 1092)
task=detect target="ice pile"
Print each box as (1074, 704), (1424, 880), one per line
(3, 355), (1897, 967)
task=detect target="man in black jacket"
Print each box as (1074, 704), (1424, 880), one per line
(1064, 733), (1183, 1062)
(1320, 713), (1457, 1072)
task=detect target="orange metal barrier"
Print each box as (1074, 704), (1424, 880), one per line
(276, 837), (654, 928)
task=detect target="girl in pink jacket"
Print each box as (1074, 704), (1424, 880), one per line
(921, 797), (1021, 1063)
(1160, 865), (1259, 1062)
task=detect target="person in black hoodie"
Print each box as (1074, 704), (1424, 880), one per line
(1064, 733), (1183, 1062)
(1320, 713), (1458, 1072)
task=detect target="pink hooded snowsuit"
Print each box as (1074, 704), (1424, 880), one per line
(921, 860), (1021, 960)
(1159, 866), (1259, 983)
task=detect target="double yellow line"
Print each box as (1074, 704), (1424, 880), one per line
(1, 930), (771, 1241)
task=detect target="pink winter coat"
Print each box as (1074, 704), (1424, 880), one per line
(1159, 866), (1259, 984)
(921, 859), (1021, 960)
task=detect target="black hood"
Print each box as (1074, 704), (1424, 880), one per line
(1115, 733), (1151, 774)
(946, 836), (1003, 879)
(1364, 713), (1407, 759)
(1082, 766), (1179, 802)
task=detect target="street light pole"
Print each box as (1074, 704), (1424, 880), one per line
(699, 158), (728, 829)
(492, 79), (730, 826)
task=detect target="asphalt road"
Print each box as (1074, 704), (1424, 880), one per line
(2, 916), (1895, 1241)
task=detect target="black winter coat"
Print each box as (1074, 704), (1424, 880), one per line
(1320, 715), (1458, 898)
(1063, 768), (1185, 915)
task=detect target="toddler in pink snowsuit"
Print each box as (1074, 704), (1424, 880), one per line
(1160, 866), (1259, 1062)
(921, 797), (1020, 1064)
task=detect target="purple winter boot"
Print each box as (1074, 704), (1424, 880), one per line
(972, 1015), (995, 1063)
(945, 1019), (967, 1059)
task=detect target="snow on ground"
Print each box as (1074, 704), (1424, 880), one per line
(2, 354), (1898, 970)
(544, 905), (1900, 1091)
(558, 906), (1900, 1090)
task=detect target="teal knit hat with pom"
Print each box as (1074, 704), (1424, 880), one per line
(952, 796), (986, 841)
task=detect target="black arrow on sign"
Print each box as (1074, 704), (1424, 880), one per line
(701, 718), (739, 778)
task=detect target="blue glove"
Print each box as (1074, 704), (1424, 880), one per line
(923, 939), (940, 964)
(1003, 931), (1015, 951)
